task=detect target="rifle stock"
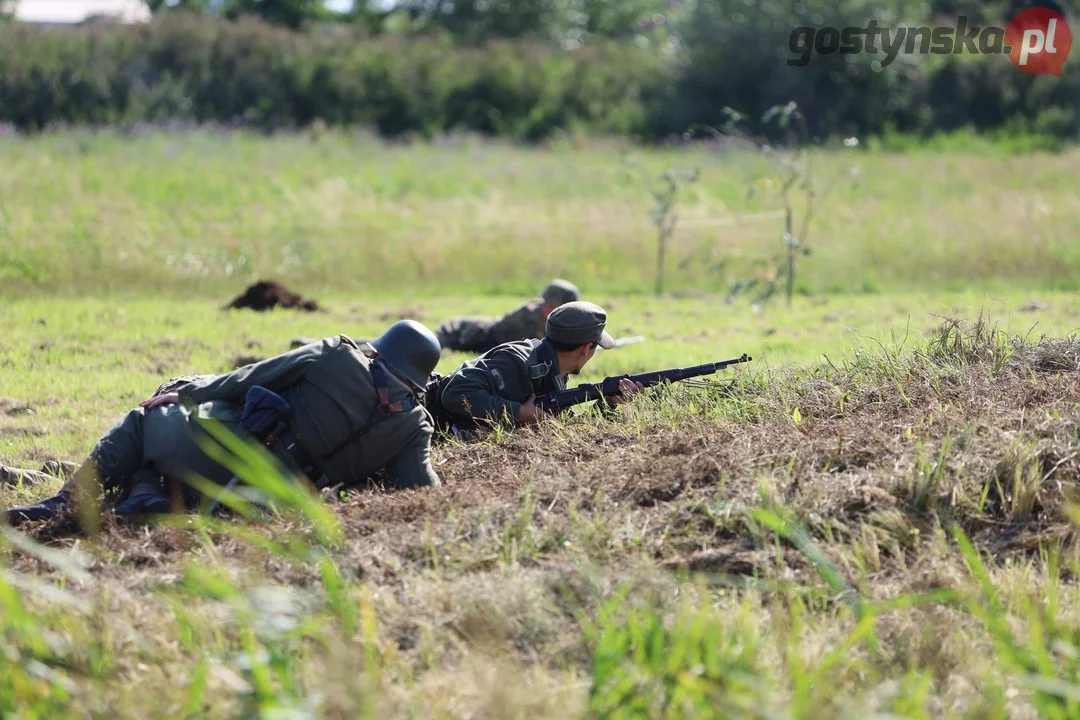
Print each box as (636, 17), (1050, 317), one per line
(535, 353), (752, 412)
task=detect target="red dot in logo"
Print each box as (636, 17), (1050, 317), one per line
(1005, 7), (1072, 76)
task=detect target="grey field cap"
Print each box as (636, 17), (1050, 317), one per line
(545, 301), (616, 349)
(542, 278), (580, 306)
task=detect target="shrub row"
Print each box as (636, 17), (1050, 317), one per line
(0, 10), (1076, 143)
(0, 16), (664, 139)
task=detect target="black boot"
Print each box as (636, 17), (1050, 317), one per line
(112, 492), (172, 517)
(2, 492), (72, 525)
(111, 468), (173, 518)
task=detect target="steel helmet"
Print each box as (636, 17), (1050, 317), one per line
(542, 278), (579, 306)
(371, 320), (442, 389)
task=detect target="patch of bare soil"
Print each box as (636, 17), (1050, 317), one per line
(0, 397), (34, 415)
(375, 308), (426, 323)
(233, 354), (265, 368)
(224, 280), (322, 312)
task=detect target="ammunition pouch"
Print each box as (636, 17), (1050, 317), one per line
(240, 386), (293, 440)
(238, 385), (322, 485)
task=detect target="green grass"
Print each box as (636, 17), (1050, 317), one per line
(0, 129), (1078, 298)
(2, 289), (1079, 466)
(2, 315), (1078, 718)
(0, 131), (1079, 718)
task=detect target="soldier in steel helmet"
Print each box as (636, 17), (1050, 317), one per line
(3, 320), (444, 527)
(286, 280), (581, 356)
(428, 301), (644, 438)
(434, 279), (581, 354)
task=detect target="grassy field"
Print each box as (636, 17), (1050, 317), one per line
(1, 130), (1078, 298)
(0, 131), (1078, 718)
(2, 289), (1080, 466)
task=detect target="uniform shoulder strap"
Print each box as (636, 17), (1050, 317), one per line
(525, 338), (557, 394)
(370, 362), (416, 415)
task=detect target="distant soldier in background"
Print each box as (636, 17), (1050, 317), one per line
(289, 280), (579, 354)
(435, 279), (580, 354)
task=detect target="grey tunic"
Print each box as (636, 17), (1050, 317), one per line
(83, 335), (439, 504)
(171, 335), (439, 490)
(435, 301), (547, 353)
(438, 338), (567, 429)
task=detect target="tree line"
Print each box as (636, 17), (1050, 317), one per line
(0, 0), (1075, 144)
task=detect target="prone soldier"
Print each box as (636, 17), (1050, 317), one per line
(287, 280), (580, 354)
(3, 320), (444, 527)
(426, 301), (643, 439)
(434, 279), (580, 354)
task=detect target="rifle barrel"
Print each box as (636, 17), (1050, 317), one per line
(536, 354), (751, 411)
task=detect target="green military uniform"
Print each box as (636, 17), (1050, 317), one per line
(434, 301), (616, 436)
(289, 279), (579, 353)
(165, 334), (439, 492)
(5, 335), (439, 524)
(437, 338), (568, 432)
(436, 303), (546, 355)
(435, 279), (580, 354)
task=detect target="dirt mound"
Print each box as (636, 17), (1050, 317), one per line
(224, 280), (321, 312)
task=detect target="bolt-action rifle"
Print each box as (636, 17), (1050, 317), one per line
(534, 353), (752, 412)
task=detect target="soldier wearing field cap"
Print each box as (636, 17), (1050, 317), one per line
(434, 278), (581, 354)
(430, 301), (643, 436)
(3, 320), (445, 528)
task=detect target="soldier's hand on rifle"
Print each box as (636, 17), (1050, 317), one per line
(607, 378), (645, 407)
(516, 394), (546, 424)
(140, 392), (179, 410)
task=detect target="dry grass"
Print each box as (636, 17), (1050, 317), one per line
(1, 318), (1078, 717)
